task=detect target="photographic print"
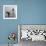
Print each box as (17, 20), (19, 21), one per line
(3, 5), (17, 19)
(18, 25), (46, 41)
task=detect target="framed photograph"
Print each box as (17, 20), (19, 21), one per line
(3, 5), (17, 19)
(18, 24), (46, 42)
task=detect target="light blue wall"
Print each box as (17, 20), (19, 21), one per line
(20, 0), (46, 24)
(0, 0), (46, 44)
(0, 0), (21, 44)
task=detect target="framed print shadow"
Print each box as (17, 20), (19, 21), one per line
(3, 5), (17, 19)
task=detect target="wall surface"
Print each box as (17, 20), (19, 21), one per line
(0, 0), (20, 44)
(20, 0), (46, 24)
(0, 0), (46, 45)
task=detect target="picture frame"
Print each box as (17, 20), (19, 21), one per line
(3, 5), (17, 19)
(18, 24), (46, 42)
